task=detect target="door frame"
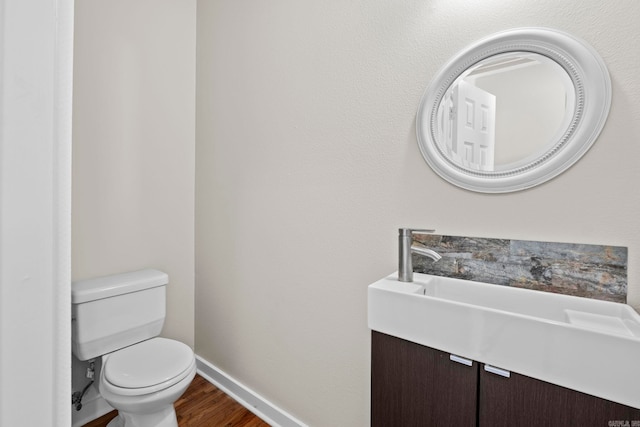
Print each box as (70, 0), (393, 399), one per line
(0, 0), (73, 425)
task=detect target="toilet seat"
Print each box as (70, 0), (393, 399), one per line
(102, 337), (195, 397)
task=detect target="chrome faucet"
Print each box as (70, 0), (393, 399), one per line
(398, 228), (442, 282)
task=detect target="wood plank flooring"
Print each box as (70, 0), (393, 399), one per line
(82, 374), (270, 427)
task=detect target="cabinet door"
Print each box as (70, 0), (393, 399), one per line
(371, 331), (478, 427)
(479, 364), (640, 427)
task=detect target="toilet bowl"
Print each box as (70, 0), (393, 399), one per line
(72, 269), (196, 427)
(99, 337), (197, 427)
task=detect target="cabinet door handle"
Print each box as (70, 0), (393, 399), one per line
(449, 354), (473, 366)
(484, 364), (511, 378)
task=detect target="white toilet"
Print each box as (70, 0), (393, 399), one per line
(72, 269), (197, 427)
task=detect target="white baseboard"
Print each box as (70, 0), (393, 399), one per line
(71, 394), (113, 427)
(195, 355), (307, 427)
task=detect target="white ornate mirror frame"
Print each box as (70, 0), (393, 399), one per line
(416, 27), (611, 193)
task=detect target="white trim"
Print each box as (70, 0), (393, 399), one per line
(54, 0), (75, 424)
(0, 0), (73, 425)
(71, 394), (114, 427)
(196, 355), (308, 427)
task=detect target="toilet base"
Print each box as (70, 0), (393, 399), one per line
(106, 406), (178, 427)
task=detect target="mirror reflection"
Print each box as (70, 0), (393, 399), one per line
(435, 52), (575, 172)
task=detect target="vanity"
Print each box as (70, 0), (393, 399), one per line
(371, 330), (640, 426)
(369, 25), (638, 425)
(368, 273), (640, 426)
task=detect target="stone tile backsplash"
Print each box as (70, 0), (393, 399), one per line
(412, 234), (628, 303)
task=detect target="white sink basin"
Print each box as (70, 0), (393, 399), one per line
(368, 272), (640, 409)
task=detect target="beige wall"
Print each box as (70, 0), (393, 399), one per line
(72, 0), (196, 347)
(195, 1), (640, 425)
(70, 0), (640, 425)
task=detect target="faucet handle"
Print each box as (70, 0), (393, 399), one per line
(399, 228), (435, 236)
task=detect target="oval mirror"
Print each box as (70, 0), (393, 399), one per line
(417, 28), (611, 193)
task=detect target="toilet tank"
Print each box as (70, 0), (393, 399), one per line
(72, 269), (168, 361)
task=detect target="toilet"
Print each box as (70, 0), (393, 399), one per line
(72, 269), (196, 427)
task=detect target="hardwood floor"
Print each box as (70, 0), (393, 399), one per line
(82, 374), (270, 427)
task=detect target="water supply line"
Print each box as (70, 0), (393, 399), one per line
(72, 359), (95, 411)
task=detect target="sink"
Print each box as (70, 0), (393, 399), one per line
(368, 272), (640, 409)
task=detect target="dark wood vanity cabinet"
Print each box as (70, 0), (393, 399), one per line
(479, 367), (640, 427)
(371, 331), (478, 427)
(372, 331), (640, 427)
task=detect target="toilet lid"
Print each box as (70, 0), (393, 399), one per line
(104, 337), (194, 389)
